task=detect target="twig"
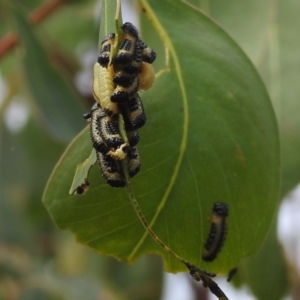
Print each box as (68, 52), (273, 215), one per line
(0, 0), (64, 59)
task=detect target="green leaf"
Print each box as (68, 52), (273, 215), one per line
(207, 0), (300, 196)
(43, 0), (279, 275)
(205, 1), (300, 299)
(11, 4), (86, 142)
(69, 149), (96, 195)
(241, 220), (289, 300)
(98, 0), (122, 49)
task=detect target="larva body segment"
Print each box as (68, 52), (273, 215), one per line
(138, 62), (155, 91)
(123, 41), (143, 74)
(126, 129), (139, 147)
(113, 73), (135, 88)
(138, 38), (157, 64)
(113, 44), (141, 88)
(89, 103), (109, 154)
(122, 22), (139, 37)
(111, 76), (139, 103)
(121, 94), (146, 130)
(97, 109), (125, 149)
(114, 22), (139, 65)
(114, 32), (142, 89)
(202, 202), (229, 262)
(115, 39), (135, 65)
(127, 147), (140, 177)
(93, 63), (119, 117)
(96, 151), (125, 187)
(98, 33), (115, 67)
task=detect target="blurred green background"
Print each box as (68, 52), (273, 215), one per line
(1, 0), (300, 299)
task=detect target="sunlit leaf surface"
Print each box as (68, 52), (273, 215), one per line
(43, 0), (279, 274)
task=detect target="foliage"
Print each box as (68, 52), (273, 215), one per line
(1, 0), (299, 299)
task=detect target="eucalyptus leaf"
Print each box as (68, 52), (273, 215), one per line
(204, 0), (300, 299)
(69, 149), (96, 195)
(99, 0), (122, 50)
(43, 0), (279, 276)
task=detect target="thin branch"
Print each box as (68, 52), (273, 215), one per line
(0, 0), (64, 59)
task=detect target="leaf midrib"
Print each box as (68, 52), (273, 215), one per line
(128, 0), (189, 260)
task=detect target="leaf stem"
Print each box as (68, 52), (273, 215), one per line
(108, 2), (228, 299)
(117, 115), (228, 299)
(123, 170), (228, 300)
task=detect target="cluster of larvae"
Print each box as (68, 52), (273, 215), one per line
(84, 22), (156, 188)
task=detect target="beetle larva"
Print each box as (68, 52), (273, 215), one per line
(86, 102), (109, 154)
(127, 146), (140, 177)
(138, 62), (155, 91)
(114, 22), (139, 65)
(112, 44), (141, 88)
(126, 129), (139, 147)
(98, 33), (115, 68)
(138, 38), (157, 64)
(202, 202), (229, 262)
(97, 108), (125, 149)
(121, 93), (146, 130)
(96, 151), (125, 188)
(93, 62), (119, 118)
(111, 76), (139, 103)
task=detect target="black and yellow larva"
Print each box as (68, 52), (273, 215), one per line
(114, 22), (139, 66)
(98, 33), (115, 67)
(111, 76), (139, 103)
(84, 103), (109, 154)
(113, 23), (156, 88)
(97, 108), (126, 150)
(138, 38), (156, 64)
(121, 93), (146, 131)
(96, 151), (125, 188)
(85, 102), (125, 152)
(113, 51), (141, 89)
(85, 21), (156, 188)
(126, 129), (139, 147)
(127, 146), (140, 177)
(202, 202), (229, 262)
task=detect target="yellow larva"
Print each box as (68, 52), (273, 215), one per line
(202, 202), (228, 262)
(93, 62), (119, 117)
(138, 62), (155, 91)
